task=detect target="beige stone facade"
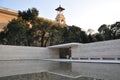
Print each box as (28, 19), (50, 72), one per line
(0, 7), (18, 31)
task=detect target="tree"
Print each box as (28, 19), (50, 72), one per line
(18, 8), (39, 26)
(68, 25), (82, 43)
(98, 24), (107, 34)
(57, 25), (81, 44)
(94, 33), (104, 41)
(98, 22), (120, 40)
(61, 27), (70, 43)
(110, 22), (120, 39)
(48, 25), (59, 46)
(80, 31), (89, 43)
(18, 8), (38, 21)
(88, 34), (97, 42)
(4, 7), (120, 46)
(31, 18), (56, 47)
(55, 25), (90, 44)
(0, 31), (6, 44)
(98, 24), (112, 40)
(5, 18), (28, 45)
(87, 29), (94, 35)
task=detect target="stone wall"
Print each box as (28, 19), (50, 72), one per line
(71, 39), (120, 59)
(0, 45), (59, 60)
(71, 40), (120, 80)
(0, 45), (59, 77)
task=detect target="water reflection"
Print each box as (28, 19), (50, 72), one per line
(0, 60), (120, 80)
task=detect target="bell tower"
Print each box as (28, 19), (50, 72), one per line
(55, 5), (66, 24)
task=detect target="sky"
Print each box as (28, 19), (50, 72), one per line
(0, 0), (120, 32)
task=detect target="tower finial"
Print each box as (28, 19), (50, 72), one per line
(55, 5), (65, 12)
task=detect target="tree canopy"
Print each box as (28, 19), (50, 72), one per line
(0, 8), (120, 46)
(98, 22), (120, 40)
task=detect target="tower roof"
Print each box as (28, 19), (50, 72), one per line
(55, 5), (65, 12)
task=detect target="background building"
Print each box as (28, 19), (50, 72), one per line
(55, 5), (66, 27)
(0, 7), (18, 31)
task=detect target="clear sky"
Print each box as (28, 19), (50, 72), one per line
(0, 0), (120, 32)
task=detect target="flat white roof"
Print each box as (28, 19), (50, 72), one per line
(48, 43), (81, 49)
(48, 39), (120, 49)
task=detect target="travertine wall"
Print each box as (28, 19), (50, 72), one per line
(71, 39), (120, 80)
(71, 39), (120, 58)
(0, 45), (59, 60)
